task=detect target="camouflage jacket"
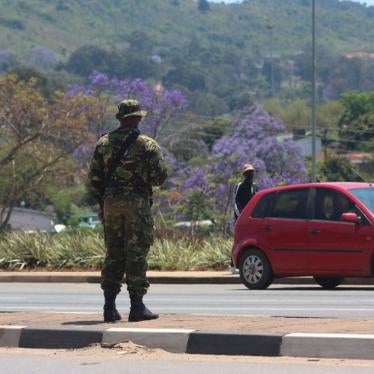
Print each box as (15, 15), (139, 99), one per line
(87, 126), (168, 206)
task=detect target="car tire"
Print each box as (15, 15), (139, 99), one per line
(313, 276), (344, 289)
(239, 248), (273, 290)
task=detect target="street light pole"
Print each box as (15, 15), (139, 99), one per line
(266, 24), (274, 97)
(311, 0), (317, 182)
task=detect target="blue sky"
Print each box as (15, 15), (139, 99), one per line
(209, 0), (374, 5)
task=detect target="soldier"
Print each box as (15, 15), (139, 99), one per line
(87, 99), (168, 323)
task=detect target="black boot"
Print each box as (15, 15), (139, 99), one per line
(128, 296), (159, 322)
(103, 290), (122, 323)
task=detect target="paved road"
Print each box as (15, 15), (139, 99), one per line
(1, 283), (374, 318)
(0, 349), (374, 374)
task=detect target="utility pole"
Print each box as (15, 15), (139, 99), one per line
(311, 0), (317, 182)
(266, 24), (275, 97)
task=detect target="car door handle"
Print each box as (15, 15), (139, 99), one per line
(309, 228), (320, 235)
(261, 225), (272, 232)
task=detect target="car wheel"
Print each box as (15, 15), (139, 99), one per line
(239, 249), (273, 290)
(314, 276), (344, 289)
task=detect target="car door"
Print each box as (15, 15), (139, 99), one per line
(261, 188), (311, 275)
(307, 187), (373, 275)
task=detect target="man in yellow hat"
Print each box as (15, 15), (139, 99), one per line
(231, 164), (258, 273)
(234, 164), (258, 220)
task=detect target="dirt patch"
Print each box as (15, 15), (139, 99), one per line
(2, 346), (374, 367)
(1, 311), (374, 334)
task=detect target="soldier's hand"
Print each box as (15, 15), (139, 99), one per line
(98, 208), (104, 224)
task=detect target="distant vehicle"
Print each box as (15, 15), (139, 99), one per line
(174, 220), (214, 229)
(78, 213), (100, 228)
(54, 224), (66, 233)
(232, 182), (374, 290)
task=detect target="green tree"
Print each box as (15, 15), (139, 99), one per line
(263, 99), (310, 131)
(66, 45), (118, 77)
(120, 51), (158, 80)
(10, 66), (64, 98)
(197, 0), (210, 12)
(48, 185), (86, 224)
(127, 31), (154, 53)
(338, 92), (374, 150)
(0, 74), (107, 231)
(318, 157), (362, 182)
(184, 191), (212, 236)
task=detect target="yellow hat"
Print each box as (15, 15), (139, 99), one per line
(242, 164), (255, 175)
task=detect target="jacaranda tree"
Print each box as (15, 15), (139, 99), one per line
(66, 71), (187, 141)
(172, 105), (307, 233)
(67, 74), (307, 235)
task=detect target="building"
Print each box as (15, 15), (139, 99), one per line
(4, 208), (55, 233)
(277, 130), (322, 158)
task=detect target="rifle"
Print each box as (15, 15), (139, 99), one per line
(105, 129), (140, 187)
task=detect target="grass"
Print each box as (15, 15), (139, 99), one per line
(0, 230), (232, 271)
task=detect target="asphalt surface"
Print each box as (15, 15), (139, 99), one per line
(2, 279), (374, 360)
(1, 283), (374, 318)
(1, 350), (374, 374)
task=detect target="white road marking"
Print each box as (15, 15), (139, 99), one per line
(1, 306), (374, 312)
(5, 297), (373, 304)
(147, 298), (374, 304)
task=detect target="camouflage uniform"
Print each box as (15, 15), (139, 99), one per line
(87, 101), (167, 300)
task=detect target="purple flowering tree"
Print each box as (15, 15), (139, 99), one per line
(66, 72), (188, 219)
(211, 105), (307, 189)
(170, 105), (307, 233)
(29, 47), (58, 68)
(207, 105), (307, 232)
(66, 73), (307, 236)
(66, 71), (187, 141)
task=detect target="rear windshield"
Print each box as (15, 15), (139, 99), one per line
(349, 188), (374, 213)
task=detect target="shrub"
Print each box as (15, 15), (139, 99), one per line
(0, 231), (232, 271)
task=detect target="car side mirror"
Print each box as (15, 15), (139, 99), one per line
(341, 212), (359, 223)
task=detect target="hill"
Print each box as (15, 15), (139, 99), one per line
(1, 0), (373, 61)
(1, 0), (373, 114)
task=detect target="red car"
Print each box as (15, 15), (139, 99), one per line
(232, 182), (374, 289)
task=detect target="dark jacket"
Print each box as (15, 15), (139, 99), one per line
(234, 180), (258, 219)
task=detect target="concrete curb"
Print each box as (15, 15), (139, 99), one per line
(0, 272), (240, 284)
(0, 272), (374, 285)
(1, 325), (374, 359)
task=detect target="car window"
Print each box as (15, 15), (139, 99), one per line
(268, 189), (309, 219)
(314, 188), (364, 222)
(251, 192), (276, 218)
(349, 188), (374, 214)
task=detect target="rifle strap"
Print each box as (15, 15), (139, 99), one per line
(105, 129), (140, 186)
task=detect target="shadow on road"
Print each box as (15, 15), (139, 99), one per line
(272, 286), (374, 291)
(62, 320), (108, 326)
(231, 286), (374, 291)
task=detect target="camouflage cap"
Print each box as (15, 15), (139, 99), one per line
(116, 99), (147, 119)
(242, 163), (255, 175)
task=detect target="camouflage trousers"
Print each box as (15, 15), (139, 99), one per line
(101, 194), (154, 298)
